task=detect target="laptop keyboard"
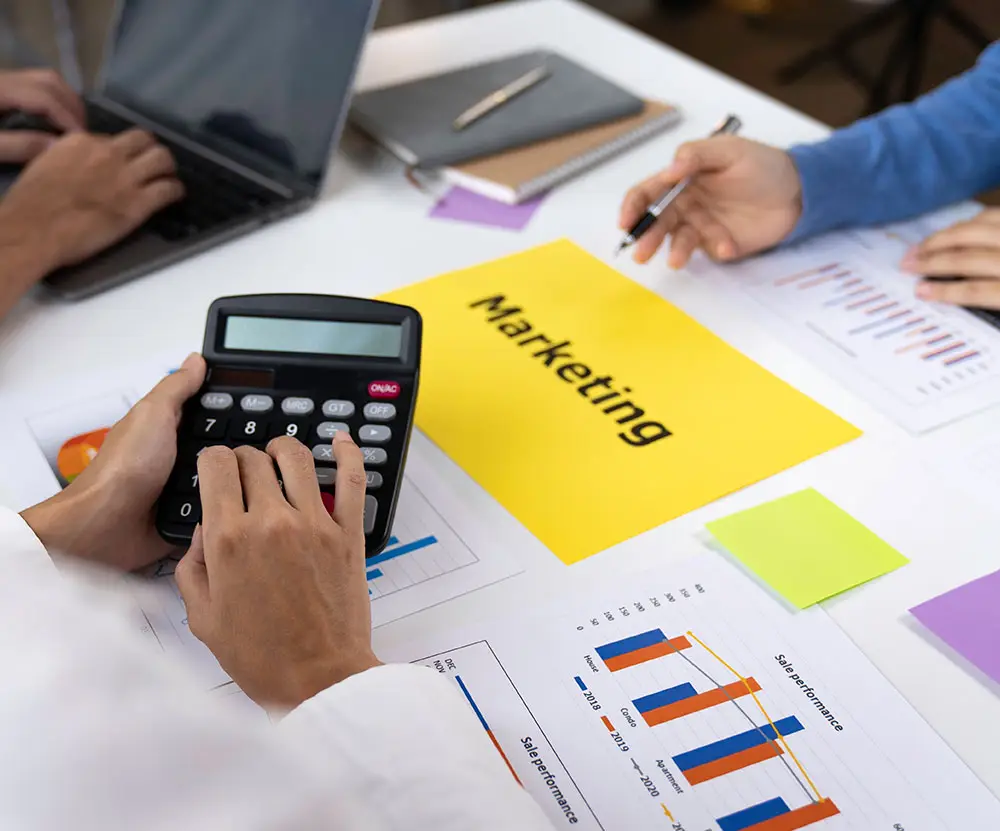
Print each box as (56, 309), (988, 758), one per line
(86, 106), (285, 241)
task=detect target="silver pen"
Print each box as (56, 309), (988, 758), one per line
(616, 114), (743, 256)
(453, 65), (551, 131)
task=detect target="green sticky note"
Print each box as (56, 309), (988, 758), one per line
(706, 488), (908, 608)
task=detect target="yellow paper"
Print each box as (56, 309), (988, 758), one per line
(707, 489), (909, 607)
(381, 241), (860, 563)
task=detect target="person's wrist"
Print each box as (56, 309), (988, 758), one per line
(0, 203), (59, 280)
(20, 481), (112, 565)
(273, 650), (383, 709)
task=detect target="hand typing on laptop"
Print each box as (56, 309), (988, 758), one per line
(0, 128), (183, 320)
(0, 68), (85, 163)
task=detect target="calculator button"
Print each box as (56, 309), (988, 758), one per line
(322, 399), (355, 418)
(365, 471), (383, 490)
(363, 495), (378, 534)
(317, 421), (350, 440)
(201, 392), (233, 411)
(359, 425), (391, 444)
(361, 447), (387, 466)
(368, 381), (400, 400)
(320, 491), (336, 514)
(191, 415), (227, 439)
(312, 444), (336, 464)
(173, 468), (200, 492)
(240, 394), (274, 414)
(231, 417), (268, 442)
(164, 497), (201, 525)
(315, 467), (337, 487)
(363, 402), (396, 422)
(270, 419), (306, 440)
(281, 397), (314, 416)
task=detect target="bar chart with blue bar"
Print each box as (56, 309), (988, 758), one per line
(718, 797), (841, 831)
(632, 682), (697, 713)
(591, 621), (838, 828)
(716, 235), (1000, 431)
(365, 481), (475, 603)
(674, 717), (804, 785)
(595, 628), (691, 672)
(455, 674), (521, 785)
(356, 476), (521, 627)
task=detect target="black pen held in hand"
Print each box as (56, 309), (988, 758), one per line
(616, 115), (743, 257)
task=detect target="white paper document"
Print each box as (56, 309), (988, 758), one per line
(0, 358), (521, 691)
(382, 553), (1000, 830)
(697, 206), (1000, 433)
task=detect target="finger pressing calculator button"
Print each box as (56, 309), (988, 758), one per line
(315, 467), (337, 487)
(322, 399), (355, 418)
(230, 417), (268, 442)
(316, 421), (350, 440)
(312, 444), (336, 464)
(270, 419), (306, 440)
(365, 471), (383, 490)
(165, 497), (201, 525)
(281, 397), (314, 416)
(359, 425), (391, 444)
(240, 394), (274, 414)
(363, 495), (378, 534)
(361, 447), (387, 466)
(191, 415), (227, 439)
(201, 392), (233, 411)
(363, 402), (396, 422)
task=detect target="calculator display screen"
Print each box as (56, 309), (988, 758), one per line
(223, 315), (404, 358)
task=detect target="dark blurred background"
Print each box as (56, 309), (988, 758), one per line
(1, 0), (996, 128)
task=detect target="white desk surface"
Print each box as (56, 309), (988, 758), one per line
(2, 0), (999, 799)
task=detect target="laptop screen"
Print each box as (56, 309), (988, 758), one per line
(101, 0), (378, 189)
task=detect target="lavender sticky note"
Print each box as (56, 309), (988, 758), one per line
(429, 187), (545, 231)
(911, 570), (1000, 685)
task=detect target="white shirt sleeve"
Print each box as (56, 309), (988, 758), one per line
(284, 664), (554, 830)
(0, 508), (555, 831)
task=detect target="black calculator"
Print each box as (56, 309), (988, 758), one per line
(156, 294), (421, 557)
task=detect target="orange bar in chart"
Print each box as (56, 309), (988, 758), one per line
(798, 269), (850, 289)
(597, 630), (693, 672)
(774, 263), (839, 286)
(743, 799), (840, 831)
(922, 341), (966, 360)
(944, 350), (981, 367)
(683, 742), (783, 785)
(601, 716), (615, 732)
(846, 292), (887, 310)
(642, 678), (762, 726)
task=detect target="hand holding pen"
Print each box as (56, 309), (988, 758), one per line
(616, 116), (807, 268)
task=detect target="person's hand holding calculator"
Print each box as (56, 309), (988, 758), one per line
(21, 352), (208, 572)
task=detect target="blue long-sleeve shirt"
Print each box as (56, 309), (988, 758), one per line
(787, 41), (1000, 242)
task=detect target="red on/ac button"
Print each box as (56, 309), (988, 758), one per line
(368, 380), (400, 399)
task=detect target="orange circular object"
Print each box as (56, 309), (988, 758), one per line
(57, 428), (110, 483)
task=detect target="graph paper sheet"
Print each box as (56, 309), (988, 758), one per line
(695, 205), (1000, 433)
(0, 358), (522, 693)
(382, 551), (1000, 830)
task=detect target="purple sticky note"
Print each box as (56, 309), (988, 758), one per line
(911, 570), (1000, 685)
(429, 186), (545, 232)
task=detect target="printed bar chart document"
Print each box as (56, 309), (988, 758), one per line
(382, 552), (1000, 830)
(700, 218), (1000, 433)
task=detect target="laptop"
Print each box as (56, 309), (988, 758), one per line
(43, 0), (380, 300)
